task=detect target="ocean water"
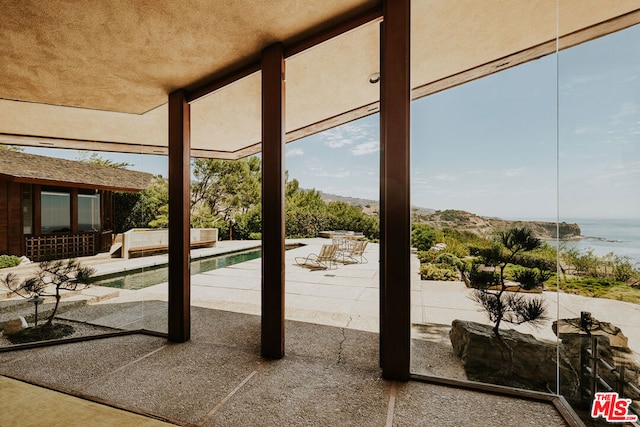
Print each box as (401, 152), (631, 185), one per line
(561, 218), (640, 266)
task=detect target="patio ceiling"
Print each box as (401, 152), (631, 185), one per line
(0, 1), (639, 159)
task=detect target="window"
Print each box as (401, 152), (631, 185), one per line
(78, 193), (100, 232)
(41, 191), (70, 233)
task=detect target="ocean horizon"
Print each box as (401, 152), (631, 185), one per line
(507, 217), (640, 265)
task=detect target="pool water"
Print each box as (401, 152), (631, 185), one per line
(90, 249), (262, 290)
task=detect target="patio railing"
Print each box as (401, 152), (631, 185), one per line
(25, 231), (112, 261)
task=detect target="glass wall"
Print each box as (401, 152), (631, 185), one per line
(409, 7), (640, 424)
(558, 23), (640, 419)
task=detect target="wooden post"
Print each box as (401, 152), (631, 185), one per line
(261, 42), (286, 359)
(579, 335), (590, 406)
(70, 188), (79, 234)
(33, 185), (41, 236)
(168, 89), (191, 343)
(380, 0), (411, 381)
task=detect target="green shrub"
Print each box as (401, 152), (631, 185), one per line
(0, 255), (21, 269)
(417, 250), (436, 264)
(411, 224), (438, 251)
(419, 263), (458, 281)
(614, 256), (636, 282)
(434, 252), (463, 270)
(440, 236), (471, 258)
(248, 232), (262, 240)
(513, 267), (551, 290)
(467, 265), (499, 288)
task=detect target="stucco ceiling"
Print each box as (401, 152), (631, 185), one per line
(0, 1), (639, 158)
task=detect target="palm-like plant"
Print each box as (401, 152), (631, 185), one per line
(470, 227), (548, 336)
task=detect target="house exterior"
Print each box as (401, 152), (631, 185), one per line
(0, 150), (153, 261)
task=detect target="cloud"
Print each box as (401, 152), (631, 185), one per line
(320, 122), (377, 149)
(592, 161), (640, 182)
(573, 126), (601, 135)
(504, 168), (526, 177)
(351, 141), (379, 156)
(286, 148), (304, 157)
(609, 101), (637, 126)
(316, 170), (352, 178)
(466, 169), (486, 175)
(433, 173), (455, 181)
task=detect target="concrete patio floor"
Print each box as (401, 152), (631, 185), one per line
(0, 238), (612, 425)
(1, 307), (572, 426)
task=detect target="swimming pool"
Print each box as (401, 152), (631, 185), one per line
(90, 248), (262, 290)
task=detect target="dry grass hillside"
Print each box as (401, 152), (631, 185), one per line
(317, 191), (580, 240)
(412, 209), (581, 239)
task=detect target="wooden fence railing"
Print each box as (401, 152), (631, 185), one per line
(580, 314), (640, 422)
(25, 231), (112, 261)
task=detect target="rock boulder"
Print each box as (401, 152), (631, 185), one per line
(450, 320), (579, 398)
(2, 317), (28, 335)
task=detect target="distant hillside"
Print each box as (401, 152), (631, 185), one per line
(412, 209), (581, 240)
(318, 191), (377, 208)
(317, 191), (434, 217)
(315, 191), (580, 240)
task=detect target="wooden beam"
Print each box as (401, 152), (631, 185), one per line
(186, 62), (261, 104)
(380, 0), (411, 381)
(168, 89), (191, 343)
(0, 134), (169, 156)
(187, 5), (382, 104)
(261, 42), (286, 359)
(284, 6), (383, 58)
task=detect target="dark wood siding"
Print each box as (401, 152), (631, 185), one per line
(7, 181), (22, 256)
(0, 179), (23, 256)
(0, 179), (8, 254)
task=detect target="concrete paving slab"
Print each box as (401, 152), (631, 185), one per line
(205, 356), (389, 427)
(392, 380), (567, 427)
(0, 334), (166, 390)
(82, 342), (262, 425)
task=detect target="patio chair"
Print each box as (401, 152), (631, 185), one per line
(338, 240), (368, 264)
(295, 244), (339, 270)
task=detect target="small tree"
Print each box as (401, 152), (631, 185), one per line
(1, 259), (95, 327)
(470, 227), (548, 336)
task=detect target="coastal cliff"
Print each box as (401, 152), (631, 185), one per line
(414, 209), (581, 240)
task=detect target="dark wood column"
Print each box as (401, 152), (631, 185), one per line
(168, 89), (191, 343)
(261, 42), (286, 359)
(33, 185), (41, 236)
(70, 188), (78, 234)
(380, 0), (411, 381)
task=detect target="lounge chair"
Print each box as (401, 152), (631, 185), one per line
(338, 240), (368, 264)
(295, 244), (339, 270)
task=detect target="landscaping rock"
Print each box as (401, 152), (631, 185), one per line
(3, 317), (28, 335)
(553, 316), (640, 400)
(449, 319), (579, 399)
(553, 317), (629, 351)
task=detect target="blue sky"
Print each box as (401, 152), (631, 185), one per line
(286, 24), (640, 220)
(23, 24), (639, 220)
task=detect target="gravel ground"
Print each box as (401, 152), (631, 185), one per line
(0, 319), (118, 347)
